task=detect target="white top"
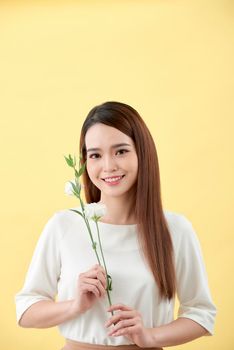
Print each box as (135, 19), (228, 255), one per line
(15, 208), (217, 345)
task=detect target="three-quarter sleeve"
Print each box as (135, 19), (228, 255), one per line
(15, 213), (62, 325)
(175, 215), (217, 335)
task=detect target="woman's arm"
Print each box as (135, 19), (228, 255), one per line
(147, 317), (208, 348)
(106, 304), (209, 348)
(15, 213), (63, 327)
(19, 264), (108, 328)
(19, 299), (80, 328)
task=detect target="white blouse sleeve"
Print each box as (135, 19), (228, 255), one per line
(175, 215), (217, 335)
(15, 213), (61, 325)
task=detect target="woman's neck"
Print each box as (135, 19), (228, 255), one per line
(98, 194), (136, 225)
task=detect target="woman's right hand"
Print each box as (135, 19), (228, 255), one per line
(71, 264), (107, 315)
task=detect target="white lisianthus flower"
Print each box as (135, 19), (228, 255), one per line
(64, 180), (76, 196)
(84, 202), (107, 221)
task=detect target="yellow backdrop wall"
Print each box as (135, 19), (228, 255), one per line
(0, 0), (233, 349)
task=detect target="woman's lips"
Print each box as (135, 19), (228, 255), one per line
(102, 175), (125, 185)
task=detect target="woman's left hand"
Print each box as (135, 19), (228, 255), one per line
(105, 303), (153, 348)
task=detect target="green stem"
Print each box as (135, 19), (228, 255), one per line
(95, 221), (113, 314)
(78, 196), (101, 264)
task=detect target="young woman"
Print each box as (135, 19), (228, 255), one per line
(15, 101), (217, 350)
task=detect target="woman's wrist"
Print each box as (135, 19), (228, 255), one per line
(67, 299), (82, 318)
(142, 328), (161, 348)
(146, 327), (161, 347)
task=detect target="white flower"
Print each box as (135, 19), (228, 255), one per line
(64, 180), (76, 196)
(84, 202), (107, 220)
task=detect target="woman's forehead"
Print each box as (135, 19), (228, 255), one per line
(85, 123), (134, 148)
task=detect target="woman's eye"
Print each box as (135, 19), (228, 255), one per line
(116, 149), (129, 155)
(89, 153), (100, 159)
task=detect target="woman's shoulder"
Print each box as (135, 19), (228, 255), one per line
(42, 206), (83, 233)
(52, 206), (83, 224)
(163, 209), (196, 245)
(163, 209), (192, 228)
(40, 207), (84, 242)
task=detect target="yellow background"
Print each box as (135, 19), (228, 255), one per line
(0, 0), (233, 349)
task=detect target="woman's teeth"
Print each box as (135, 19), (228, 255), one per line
(103, 175), (124, 183)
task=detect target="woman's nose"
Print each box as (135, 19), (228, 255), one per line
(102, 155), (117, 172)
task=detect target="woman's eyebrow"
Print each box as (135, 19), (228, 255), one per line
(86, 143), (131, 153)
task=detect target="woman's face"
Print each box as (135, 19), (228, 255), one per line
(85, 123), (138, 199)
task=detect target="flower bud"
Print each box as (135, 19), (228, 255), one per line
(64, 180), (76, 196)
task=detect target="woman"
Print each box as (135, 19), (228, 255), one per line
(15, 101), (217, 350)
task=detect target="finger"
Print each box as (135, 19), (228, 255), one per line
(105, 310), (136, 327)
(97, 271), (107, 289)
(111, 324), (139, 337)
(93, 264), (106, 275)
(82, 277), (106, 297)
(80, 269), (107, 290)
(83, 264), (105, 275)
(80, 283), (100, 298)
(80, 267), (106, 282)
(107, 303), (133, 312)
(107, 318), (136, 336)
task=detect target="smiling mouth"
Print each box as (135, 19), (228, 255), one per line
(101, 175), (125, 183)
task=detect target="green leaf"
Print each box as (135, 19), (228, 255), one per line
(78, 162), (86, 177)
(75, 169), (79, 178)
(69, 209), (83, 217)
(92, 241), (97, 249)
(64, 155), (74, 167)
(107, 274), (112, 291)
(70, 181), (80, 196)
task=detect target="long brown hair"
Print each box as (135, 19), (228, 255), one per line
(79, 101), (176, 300)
